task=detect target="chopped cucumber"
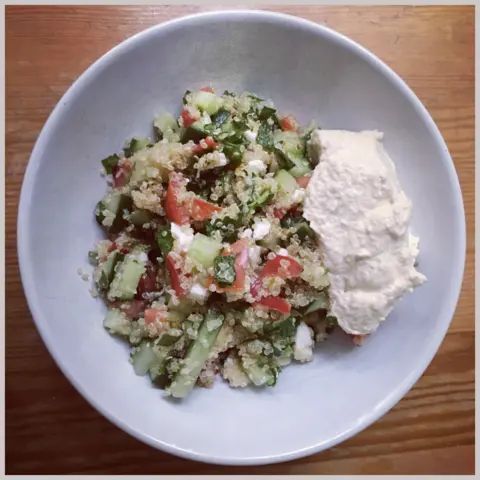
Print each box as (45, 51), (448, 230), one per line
(288, 159), (312, 178)
(187, 234), (223, 269)
(157, 330), (183, 347)
(108, 247), (148, 301)
(306, 293), (329, 314)
(131, 341), (158, 376)
(95, 192), (133, 232)
(131, 340), (175, 380)
(167, 310), (225, 398)
(241, 361), (278, 387)
(180, 122), (209, 143)
(192, 91), (223, 115)
(103, 309), (132, 337)
(274, 131), (312, 177)
(128, 209), (153, 227)
(274, 169), (298, 195)
(97, 251), (124, 291)
(153, 112), (178, 141)
(124, 137), (152, 158)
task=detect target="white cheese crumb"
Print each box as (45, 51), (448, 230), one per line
(292, 188), (306, 203)
(240, 228), (253, 239)
(253, 219), (271, 241)
(188, 283), (209, 304)
(277, 248), (289, 257)
(171, 223), (194, 252)
(244, 130), (257, 143)
(247, 159), (267, 175)
(248, 246), (263, 266)
(294, 322), (314, 363)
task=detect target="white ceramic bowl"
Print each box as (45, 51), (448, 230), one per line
(18, 10), (465, 465)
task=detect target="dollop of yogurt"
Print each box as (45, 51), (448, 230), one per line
(304, 130), (426, 335)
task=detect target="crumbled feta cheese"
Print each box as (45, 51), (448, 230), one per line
(216, 153), (228, 167)
(293, 322), (314, 363)
(277, 248), (289, 257)
(171, 223), (194, 252)
(292, 188), (306, 203)
(247, 159), (267, 175)
(133, 251), (148, 263)
(248, 246), (262, 266)
(253, 219), (271, 241)
(240, 228), (253, 239)
(201, 111), (212, 125)
(188, 283), (209, 304)
(244, 130), (257, 143)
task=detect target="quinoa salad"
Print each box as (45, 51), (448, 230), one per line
(89, 87), (340, 399)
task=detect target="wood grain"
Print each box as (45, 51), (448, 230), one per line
(5, 5), (475, 475)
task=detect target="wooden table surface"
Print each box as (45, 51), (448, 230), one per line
(5, 5), (475, 475)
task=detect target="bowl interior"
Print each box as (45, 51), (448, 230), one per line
(19, 11), (465, 464)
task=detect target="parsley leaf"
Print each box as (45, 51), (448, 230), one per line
(156, 226), (174, 258)
(213, 254), (237, 287)
(101, 154), (120, 174)
(257, 121), (275, 152)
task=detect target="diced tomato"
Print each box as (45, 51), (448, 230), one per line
(165, 172), (190, 225)
(112, 299), (146, 319)
(273, 208), (286, 220)
(166, 254), (187, 297)
(249, 276), (262, 299)
(108, 241), (129, 255)
(112, 161), (131, 188)
(181, 108), (197, 128)
(144, 308), (168, 325)
(351, 334), (366, 346)
(135, 263), (158, 299)
(192, 136), (218, 156)
(200, 86), (214, 93)
(254, 296), (291, 314)
(190, 198), (222, 221)
(225, 238), (249, 256)
(280, 115), (299, 132)
(296, 176), (311, 188)
(260, 255), (303, 279)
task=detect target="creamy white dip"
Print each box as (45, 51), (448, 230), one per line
(304, 130), (426, 335)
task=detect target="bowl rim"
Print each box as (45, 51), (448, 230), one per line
(17, 9), (466, 466)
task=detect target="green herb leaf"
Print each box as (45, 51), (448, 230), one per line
(326, 316), (338, 328)
(248, 188), (275, 211)
(156, 226), (174, 258)
(124, 138), (152, 158)
(305, 294), (329, 314)
(257, 121), (275, 152)
(258, 106), (277, 120)
(182, 90), (192, 105)
(232, 119), (249, 132)
(222, 143), (244, 166)
(213, 254), (237, 287)
(211, 109), (230, 128)
(101, 154), (120, 174)
(264, 316), (297, 337)
(246, 93), (264, 102)
(88, 250), (98, 262)
(205, 215), (243, 242)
